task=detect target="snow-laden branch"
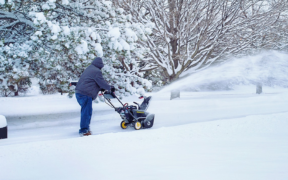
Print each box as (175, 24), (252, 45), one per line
(0, 11), (35, 44)
(109, 0), (288, 82)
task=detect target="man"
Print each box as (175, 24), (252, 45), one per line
(75, 57), (114, 136)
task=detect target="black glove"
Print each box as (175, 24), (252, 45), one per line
(111, 92), (116, 98)
(111, 86), (115, 93)
(100, 88), (106, 92)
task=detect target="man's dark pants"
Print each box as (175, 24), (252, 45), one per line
(76, 93), (92, 134)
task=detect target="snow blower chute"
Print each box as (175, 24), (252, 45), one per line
(100, 91), (154, 130)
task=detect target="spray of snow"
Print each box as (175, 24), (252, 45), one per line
(162, 51), (288, 92)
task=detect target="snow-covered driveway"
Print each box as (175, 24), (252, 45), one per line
(0, 111), (288, 180)
(1, 87), (288, 146)
(1, 87), (288, 180)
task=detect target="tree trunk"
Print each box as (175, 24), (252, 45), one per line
(168, 0), (180, 70)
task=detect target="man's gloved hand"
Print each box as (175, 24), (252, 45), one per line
(100, 88), (106, 92)
(111, 92), (116, 98)
(111, 86), (115, 93)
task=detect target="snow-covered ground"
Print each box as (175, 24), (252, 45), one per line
(0, 86), (288, 180)
(1, 51), (288, 180)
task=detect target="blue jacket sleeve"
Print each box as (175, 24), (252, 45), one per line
(95, 71), (111, 90)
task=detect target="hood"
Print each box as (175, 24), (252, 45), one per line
(92, 57), (104, 69)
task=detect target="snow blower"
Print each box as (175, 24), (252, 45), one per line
(100, 91), (155, 130)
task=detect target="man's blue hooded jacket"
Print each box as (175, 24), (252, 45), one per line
(75, 57), (111, 100)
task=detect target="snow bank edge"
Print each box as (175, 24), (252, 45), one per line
(0, 115), (7, 128)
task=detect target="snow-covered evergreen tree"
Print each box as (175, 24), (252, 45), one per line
(0, 2), (35, 96)
(0, 41), (33, 96)
(0, 0), (152, 97)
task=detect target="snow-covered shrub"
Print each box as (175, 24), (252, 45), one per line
(0, 1), (36, 96)
(26, 0), (152, 97)
(0, 0), (152, 97)
(143, 69), (166, 90)
(0, 41), (33, 96)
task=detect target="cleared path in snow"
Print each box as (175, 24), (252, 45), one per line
(1, 89), (288, 145)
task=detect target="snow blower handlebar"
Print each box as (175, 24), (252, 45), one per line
(70, 81), (132, 111)
(100, 90), (141, 121)
(100, 90), (143, 123)
(100, 90), (125, 109)
(70, 81), (131, 109)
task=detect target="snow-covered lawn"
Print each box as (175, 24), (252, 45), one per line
(0, 86), (288, 180)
